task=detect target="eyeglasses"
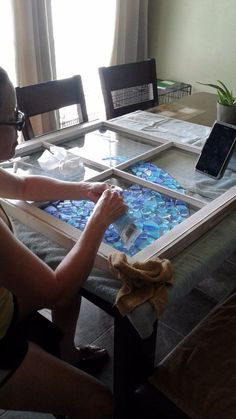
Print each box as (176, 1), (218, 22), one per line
(0, 109), (25, 131)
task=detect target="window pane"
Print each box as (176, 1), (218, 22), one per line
(0, 1), (16, 83)
(51, 0), (116, 121)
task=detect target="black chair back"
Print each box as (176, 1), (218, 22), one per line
(99, 59), (158, 119)
(16, 75), (88, 140)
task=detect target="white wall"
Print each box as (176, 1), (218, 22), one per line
(148, 0), (236, 95)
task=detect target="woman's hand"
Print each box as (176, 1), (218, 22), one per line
(86, 182), (110, 202)
(91, 188), (128, 227)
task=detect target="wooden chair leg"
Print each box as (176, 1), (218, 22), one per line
(113, 311), (157, 419)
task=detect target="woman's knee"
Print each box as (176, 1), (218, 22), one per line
(93, 385), (113, 419)
(63, 379), (112, 419)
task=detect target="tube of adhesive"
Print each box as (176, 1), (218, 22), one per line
(111, 186), (141, 249)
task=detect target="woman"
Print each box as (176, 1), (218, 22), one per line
(0, 67), (127, 418)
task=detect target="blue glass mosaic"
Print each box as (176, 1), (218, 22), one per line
(127, 161), (186, 193)
(42, 162), (190, 256)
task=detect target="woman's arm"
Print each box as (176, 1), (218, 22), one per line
(0, 168), (108, 202)
(0, 189), (127, 309)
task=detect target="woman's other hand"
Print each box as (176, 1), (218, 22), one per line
(91, 188), (128, 227)
(86, 182), (110, 202)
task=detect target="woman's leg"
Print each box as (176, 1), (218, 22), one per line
(16, 293), (83, 363)
(0, 342), (112, 419)
(51, 294), (82, 363)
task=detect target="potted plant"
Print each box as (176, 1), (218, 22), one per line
(198, 80), (236, 124)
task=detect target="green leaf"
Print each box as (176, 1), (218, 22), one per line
(197, 81), (235, 105)
(218, 90), (226, 105)
(217, 80), (232, 99)
(197, 82), (226, 96)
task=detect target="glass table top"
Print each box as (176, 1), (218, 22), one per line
(59, 129), (157, 167)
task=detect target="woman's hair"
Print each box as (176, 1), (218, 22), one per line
(0, 67), (10, 108)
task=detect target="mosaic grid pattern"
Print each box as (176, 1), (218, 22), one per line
(43, 162), (190, 256)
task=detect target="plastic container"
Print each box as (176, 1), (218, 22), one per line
(110, 185), (141, 248)
(114, 213), (141, 249)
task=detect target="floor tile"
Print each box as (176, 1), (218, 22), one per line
(160, 288), (216, 336)
(90, 326), (114, 391)
(155, 321), (184, 365)
(75, 297), (113, 346)
(226, 249), (236, 265)
(196, 260), (236, 302)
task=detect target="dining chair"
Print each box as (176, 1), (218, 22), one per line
(16, 75), (88, 141)
(98, 58), (158, 120)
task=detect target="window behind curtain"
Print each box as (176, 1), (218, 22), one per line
(51, 0), (116, 122)
(0, 2), (16, 84)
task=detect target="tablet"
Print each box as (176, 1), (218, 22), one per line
(195, 121), (236, 179)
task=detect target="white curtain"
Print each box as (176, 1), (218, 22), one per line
(110, 0), (149, 65)
(12, 0), (57, 136)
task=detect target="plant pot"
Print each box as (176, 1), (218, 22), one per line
(217, 102), (236, 125)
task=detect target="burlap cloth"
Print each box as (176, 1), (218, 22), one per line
(109, 252), (174, 316)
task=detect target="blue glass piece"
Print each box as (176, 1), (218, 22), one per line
(141, 208), (153, 219)
(59, 214), (72, 221)
(169, 208), (179, 217)
(69, 220), (81, 228)
(104, 234), (120, 243)
(143, 220), (159, 231)
(44, 205), (58, 215)
(144, 196), (158, 211)
(113, 241), (127, 251)
(102, 155), (128, 163)
(176, 205), (190, 217)
(71, 200), (82, 207)
(132, 208), (142, 219)
(130, 184), (141, 190)
(135, 236), (149, 251)
(149, 230), (161, 240)
(152, 215), (162, 225)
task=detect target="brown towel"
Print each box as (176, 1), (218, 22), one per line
(109, 252), (174, 316)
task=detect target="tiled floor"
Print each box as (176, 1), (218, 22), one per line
(1, 223), (236, 418)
